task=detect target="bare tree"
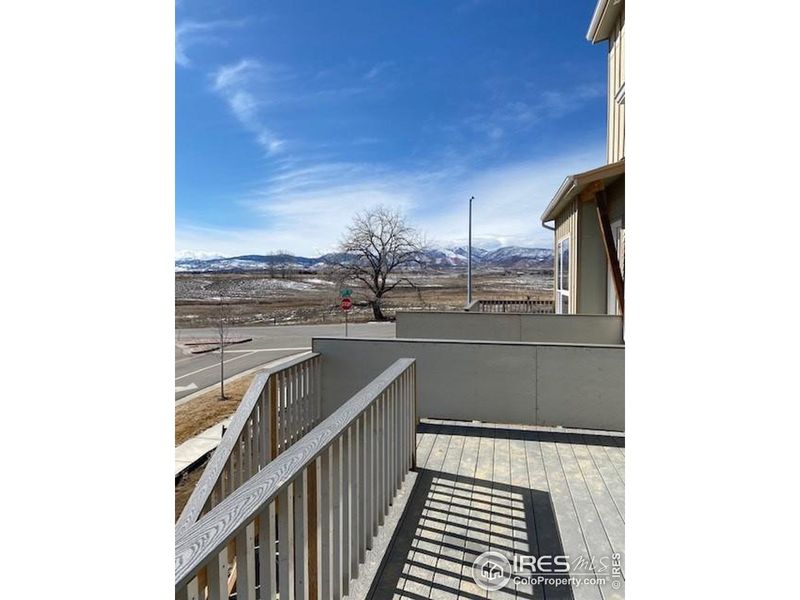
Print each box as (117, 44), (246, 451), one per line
(275, 249), (293, 279)
(213, 297), (233, 400)
(328, 206), (427, 321)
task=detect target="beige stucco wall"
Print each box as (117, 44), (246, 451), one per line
(313, 337), (624, 431)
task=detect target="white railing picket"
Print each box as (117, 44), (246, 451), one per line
(277, 484), (295, 600)
(257, 502), (277, 600)
(236, 522), (256, 600)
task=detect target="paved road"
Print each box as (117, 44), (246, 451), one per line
(175, 322), (396, 401)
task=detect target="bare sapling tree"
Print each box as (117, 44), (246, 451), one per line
(329, 205), (427, 321)
(213, 297), (233, 400)
(276, 249), (293, 279)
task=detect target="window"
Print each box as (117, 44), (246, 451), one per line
(557, 236), (570, 314)
(607, 221), (622, 315)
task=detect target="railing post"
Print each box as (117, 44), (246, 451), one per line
(357, 413), (367, 563)
(258, 502), (277, 600)
(308, 459), (320, 600)
(269, 375), (278, 460)
(206, 547), (229, 600)
(349, 421), (360, 580)
(377, 393), (386, 524)
(370, 403), (379, 537)
(412, 363), (417, 470)
(277, 485), (295, 600)
(235, 522), (256, 600)
(331, 437), (342, 600)
(319, 447), (332, 600)
(294, 471), (309, 600)
(340, 428), (351, 595)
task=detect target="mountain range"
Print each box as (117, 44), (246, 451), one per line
(175, 246), (553, 273)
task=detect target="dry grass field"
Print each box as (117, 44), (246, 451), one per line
(175, 373), (257, 445)
(176, 269), (553, 328)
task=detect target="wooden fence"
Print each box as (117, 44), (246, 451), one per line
(176, 353), (322, 538)
(468, 299), (554, 313)
(175, 358), (417, 600)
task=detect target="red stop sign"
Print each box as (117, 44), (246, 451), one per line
(341, 297), (352, 311)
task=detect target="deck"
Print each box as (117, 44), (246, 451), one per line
(366, 420), (625, 600)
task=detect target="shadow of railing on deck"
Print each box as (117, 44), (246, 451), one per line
(367, 467), (574, 600)
(417, 421), (625, 448)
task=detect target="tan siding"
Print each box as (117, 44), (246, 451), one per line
(554, 199), (579, 313)
(607, 8), (625, 163)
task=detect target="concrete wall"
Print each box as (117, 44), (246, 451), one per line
(396, 312), (623, 345)
(313, 337), (624, 432)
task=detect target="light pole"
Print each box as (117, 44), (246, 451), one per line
(467, 196), (474, 306)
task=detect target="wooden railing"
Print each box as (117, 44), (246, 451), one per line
(175, 358), (417, 600)
(468, 298), (554, 313)
(176, 353), (322, 538)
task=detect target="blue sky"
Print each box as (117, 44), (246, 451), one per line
(176, 0), (606, 258)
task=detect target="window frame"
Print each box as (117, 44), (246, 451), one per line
(556, 235), (570, 314)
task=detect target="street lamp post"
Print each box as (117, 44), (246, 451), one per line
(467, 195), (474, 306)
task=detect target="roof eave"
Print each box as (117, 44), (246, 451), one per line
(540, 160), (626, 224)
(540, 177), (577, 224)
(586, 0), (623, 44)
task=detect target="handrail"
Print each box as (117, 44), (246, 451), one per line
(175, 357), (416, 595)
(176, 352), (321, 538)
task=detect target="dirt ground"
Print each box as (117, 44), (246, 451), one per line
(174, 373), (259, 520)
(175, 373), (257, 445)
(175, 464), (204, 521)
(176, 269), (553, 328)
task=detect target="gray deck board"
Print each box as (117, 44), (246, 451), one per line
(571, 445), (625, 573)
(586, 446), (625, 517)
(402, 432), (452, 599)
(429, 433), (466, 600)
(540, 441), (602, 600)
(368, 421), (625, 600)
(603, 448), (625, 484)
(490, 427), (516, 600)
(556, 443), (622, 599)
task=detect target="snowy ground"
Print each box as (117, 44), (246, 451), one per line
(175, 269), (553, 328)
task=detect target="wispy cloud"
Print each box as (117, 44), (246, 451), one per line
(176, 144), (604, 256)
(211, 59), (286, 155)
(175, 19), (246, 68)
(364, 61), (395, 80)
(464, 83), (605, 141)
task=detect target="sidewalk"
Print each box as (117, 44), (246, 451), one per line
(174, 418), (231, 478)
(174, 350), (313, 478)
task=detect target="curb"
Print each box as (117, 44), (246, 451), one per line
(175, 349), (312, 407)
(185, 338), (254, 354)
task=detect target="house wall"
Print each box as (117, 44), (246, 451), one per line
(554, 198), (579, 313)
(313, 337), (625, 432)
(396, 312), (623, 344)
(607, 6), (625, 163)
(577, 201), (609, 314)
(606, 177), (625, 223)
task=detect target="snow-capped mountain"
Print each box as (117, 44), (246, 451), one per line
(175, 246), (553, 273)
(175, 250), (225, 261)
